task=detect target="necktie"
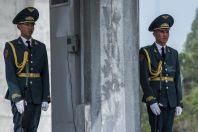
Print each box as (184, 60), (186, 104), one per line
(26, 40), (31, 51)
(161, 47), (166, 61)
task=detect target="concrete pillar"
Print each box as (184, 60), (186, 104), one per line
(82, 0), (140, 132)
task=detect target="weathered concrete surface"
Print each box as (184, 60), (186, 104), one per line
(83, 0), (140, 132)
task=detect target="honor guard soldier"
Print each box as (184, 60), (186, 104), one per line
(139, 14), (183, 132)
(4, 7), (50, 132)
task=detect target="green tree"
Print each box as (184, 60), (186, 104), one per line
(173, 9), (198, 131)
(180, 9), (198, 89)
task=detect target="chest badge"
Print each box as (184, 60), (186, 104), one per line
(4, 49), (9, 58)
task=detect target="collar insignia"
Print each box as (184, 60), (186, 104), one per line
(18, 40), (22, 44)
(35, 41), (38, 45)
(167, 48), (170, 53)
(154, 48), (158, 53)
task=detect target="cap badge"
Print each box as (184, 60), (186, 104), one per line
(28, 8), (35, 12)
(160, 23), (169, 28)
(25, 16), (34, 21)
(162, 15), (169, 19)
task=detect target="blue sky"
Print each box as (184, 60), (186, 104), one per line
(140, 0), (198, 52)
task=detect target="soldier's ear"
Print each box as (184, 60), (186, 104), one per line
(153, 32), (155, 37)
(17, 24), (21, 30)
(17, 24), (19, 29)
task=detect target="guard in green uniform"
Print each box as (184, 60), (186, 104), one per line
(139, 14), (183, 132)
(4, 7), (50, 132)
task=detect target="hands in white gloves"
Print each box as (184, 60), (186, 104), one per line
(175, 106), (182, 116)
(41, 101), (49, 111)
(150, 103), (161, 115)
(15, 100), (25, 114)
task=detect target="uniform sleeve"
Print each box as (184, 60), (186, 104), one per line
(41, 45), (51, 103)
(139, 48), (157, 105)
(174, 51), (183, 107)
(4, 43), (22, 102)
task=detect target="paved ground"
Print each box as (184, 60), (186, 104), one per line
(0, 114), (51, 132)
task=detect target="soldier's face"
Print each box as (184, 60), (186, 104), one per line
(153, 29), (169, 46)
(17, 23), (35, 39)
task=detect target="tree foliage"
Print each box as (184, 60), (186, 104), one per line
(180, 9), (198, 89)
(173, 9), (198, 131)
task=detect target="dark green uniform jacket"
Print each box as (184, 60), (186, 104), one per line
(139, 43), (182, 108)
(4, 37), (50, 104)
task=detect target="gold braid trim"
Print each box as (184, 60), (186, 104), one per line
(143, 48), (162, 79)
(146, 96), (156, 102)
(12, 93), (21, 100)
(8, 42), (28, 74)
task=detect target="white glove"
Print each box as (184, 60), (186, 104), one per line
(41, 101), (49, 111)
(15, 100), (25, 114)
(150, 103), (161, 115)
(175, 106), (182, 116)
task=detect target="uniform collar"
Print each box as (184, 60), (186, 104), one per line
(20, 36), (32, 47)
(155, 42), (166, 54)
